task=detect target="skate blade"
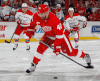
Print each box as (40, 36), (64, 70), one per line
(85, 65), (94, 69)
(26, 50), (30, 52)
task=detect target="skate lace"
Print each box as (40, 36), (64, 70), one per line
(84, 55), (91, 63)
(28, 65), (36, 72)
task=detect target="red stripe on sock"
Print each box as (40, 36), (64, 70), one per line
(33, 57), (41, 65)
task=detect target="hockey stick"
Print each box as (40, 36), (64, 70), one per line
(5, 24), (18, 43)
(35, 37), (94, 69)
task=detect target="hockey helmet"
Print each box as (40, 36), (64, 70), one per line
(37, 4), (49, 13)
(22, 3), (28, 7)
(68, 7), (74, 12)
(56, 4), (61, 7)
(44, 2), (49, 5)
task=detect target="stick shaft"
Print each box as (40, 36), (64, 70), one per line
(35, 38), (86, 68)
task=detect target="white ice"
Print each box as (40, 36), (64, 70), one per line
(0, 40), (100, 81)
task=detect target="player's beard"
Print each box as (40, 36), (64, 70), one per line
(41, 16), (47, 20)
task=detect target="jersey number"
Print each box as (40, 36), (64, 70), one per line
(57, 23), (62, 30)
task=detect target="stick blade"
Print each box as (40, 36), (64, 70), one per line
(5, 40), (11, 43)
(85, 65), (94, 69)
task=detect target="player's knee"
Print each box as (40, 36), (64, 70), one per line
(14, 34), (20, 39)
(23, 33), (29, 39)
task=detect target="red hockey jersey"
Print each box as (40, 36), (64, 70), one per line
(31, 12), (64, 47)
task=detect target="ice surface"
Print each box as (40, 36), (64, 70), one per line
(0, 40), (100, 81)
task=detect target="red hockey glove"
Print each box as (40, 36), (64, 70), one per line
(53, 46), (61, 56)
(26, 27), (37, 38)
(16, 19), (20, 24)
(73, 27), (79, 32)
(83, 21), (87, 28)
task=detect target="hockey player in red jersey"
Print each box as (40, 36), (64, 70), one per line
(63, 7), (87, 48)
(13, 3), (33, 50)
(26, 5), (93, 73)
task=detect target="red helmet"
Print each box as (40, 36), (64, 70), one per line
(38, 4), (49, 13)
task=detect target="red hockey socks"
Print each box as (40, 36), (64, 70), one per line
(33, 57), (41, 65)
(80, 51), (85, 58)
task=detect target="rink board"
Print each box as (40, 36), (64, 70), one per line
(0, 21), (100, 43)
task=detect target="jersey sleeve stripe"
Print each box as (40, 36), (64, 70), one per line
(56, 34), (64, 39)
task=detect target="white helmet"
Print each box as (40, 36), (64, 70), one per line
(22, 3), (28, 7)
(68, 7), (74, 12)
(44, 2), (48, 5)
(12, 8), (16, 12)
(56, 4), (61, 7)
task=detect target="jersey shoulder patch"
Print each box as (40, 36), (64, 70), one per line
(27, 10), (33, 15)
(17, 9), (22, 12)
(64, 15), (70, 20)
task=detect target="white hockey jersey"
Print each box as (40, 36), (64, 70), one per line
(64, 13), (86, 30)
(56, 9), (64, 20)
(1, 4), (11, 19)
(15, 9), (33, 27)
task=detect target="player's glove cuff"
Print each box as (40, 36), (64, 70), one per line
(83, 21), (87, 28)
(16, 19), (20, 24)
(53, 46), (61, 56)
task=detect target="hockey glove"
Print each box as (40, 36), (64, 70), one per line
(70, 28), (74, 33)
(16, 19), (20, 24)
(83, 21), (87, 28)
(53, 46), (61, 56)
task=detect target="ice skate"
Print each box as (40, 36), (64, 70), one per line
(26, 63), (36, 73)
(75, 45), (78, 48)
(84, 54), (94, 68)
(13, 44), (18, 50)
(84, 54), (91, 66)
(26, 45), (30, 50)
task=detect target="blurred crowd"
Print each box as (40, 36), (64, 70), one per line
(0, 0), (100, 21)
(75, 0), (100, 21)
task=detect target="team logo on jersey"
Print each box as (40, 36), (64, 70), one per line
(42, 26), (52, 32)
(36, 28), (44, 33)
(57, 23), (62, 30)
(91, 25), (100, 33)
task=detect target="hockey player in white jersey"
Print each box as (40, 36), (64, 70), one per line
(56, 4), (64, 23)
(1, 0), (11, 21)
(64, 7), (87, 48)
(13, 3), (33, 50)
